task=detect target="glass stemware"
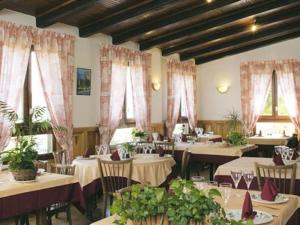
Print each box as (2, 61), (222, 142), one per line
(288, 148), (294, 160)
(191, 176), (206, 189)
(230, 170), (242, 189)
(219, 183), (232, 207)
(243, 171), (254, 190)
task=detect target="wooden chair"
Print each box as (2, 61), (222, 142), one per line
(95, 144), (110, 155)
(97, 158), (133, 217)
(180, 149), (191, 180)
(154, 142), (175, 156)
(135, 141), (151, 153)
(52, 150), (66, 164)
(254, 162), (297, 194)
(47, 164), (75, 225)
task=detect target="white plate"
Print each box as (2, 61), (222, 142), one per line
(251, 193), (289, 204)
(226, 209), (273, 224)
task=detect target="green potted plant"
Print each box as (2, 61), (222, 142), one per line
(112, 179), (248, 225)
(227, 131), (247, 146)
(0, 101), (63, 181)
(225, 110), (247, 146)
(132, 128), (146, 142)
(121, 142), (136, 158)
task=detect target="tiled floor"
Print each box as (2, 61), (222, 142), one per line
(0, 168), (210, 225)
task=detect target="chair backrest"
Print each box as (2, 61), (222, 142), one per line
(154, 142), (175, 156)
(52, 150), (66, 164)
(50, 164), (75, 175)
(254, 162), (297, 194)
(95, 144), (110, 155)
(142, 144), (154, 154)
(97, 158), (133, 194)
(181, 149), (191, 180)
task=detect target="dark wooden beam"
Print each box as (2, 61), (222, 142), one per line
(162, 5), (300, 56)
(180, 17), (300, 61)
(140, 0), (298, 50)
(112, 0), (238, 44)
(36, 0), (98, 28)
(195, 30), (300, 64)
(79, 0), (178, 37)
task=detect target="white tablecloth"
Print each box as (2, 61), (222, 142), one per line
(73, 154), (176, 187)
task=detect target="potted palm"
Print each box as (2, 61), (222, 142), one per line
(132, 128), (146, 142)
(0, 101), (62, 181)
(225, 110), (247, 146)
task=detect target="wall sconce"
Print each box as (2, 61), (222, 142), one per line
(216, 84), (230, 94)
(152, 81), (161, 91)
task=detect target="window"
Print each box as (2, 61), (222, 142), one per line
(125, 67), (135, 120)
(5, 50), (53, 154)
(258, 70), (295, 135)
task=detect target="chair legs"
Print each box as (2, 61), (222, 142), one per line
(103, 193), (108, 218)
(66, 204), (72, 225)
(14, 215), (29, 225)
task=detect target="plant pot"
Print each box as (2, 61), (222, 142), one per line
(132, 215), (169, 225)
(11, 169), (37, 181)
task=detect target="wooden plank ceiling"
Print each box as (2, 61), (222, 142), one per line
(1, 0), (300, 64)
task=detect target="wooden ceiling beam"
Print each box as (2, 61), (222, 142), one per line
(162, 4), (300, 56)
(36, 0), (98, 28)
(79, 0), (178, 38)
(195, 30), (300, 64)
(112, 0), (238, 44)
(140, 0), (298, 50)
(180, 17), (300, 61)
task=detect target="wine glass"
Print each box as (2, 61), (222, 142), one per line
(206, 181), (218, 188)
(243, 170), (254, 190)
(191, 176), (206, 189)
(274, 146), (282, 155)
(288, 148), (294, 160)
(219, 183), (232, 207)
(230, 170), (242, 189)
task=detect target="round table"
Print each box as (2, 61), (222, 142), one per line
(72, 154), (176, 188)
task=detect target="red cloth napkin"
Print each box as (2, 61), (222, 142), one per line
(110, 151), (121, 161)
(241, 191), (257, 220)
(158, 146), (164, 157)
(83, 148), (93, 157)
(261, 178), (278, 201)
(273, 154), (285, 165)
(292, 150), (299, 160)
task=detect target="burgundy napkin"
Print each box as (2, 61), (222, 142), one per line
(273, 154), (285, 166)
(110, 151), (121, 161)
(158, 134), (164, 141)
(158, 147), (164, 157)
(210, 137), (222, 143)
(181, 134), (187, 142)
(261, 178), (278, 201)
(83, 148), (93, 157)
(292, 150), (299, 160)
(241, 191), (257, 220)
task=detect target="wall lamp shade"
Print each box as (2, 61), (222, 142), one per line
(216, 84), (230, 94)
(152, 82), (161, 91)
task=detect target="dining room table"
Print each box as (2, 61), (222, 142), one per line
(90, 187), (300, 225)
(173, 142), (258, 180)
(214, 157), (300, 195)
(197, 134), (222, 142)
(0, 170), (84, 225)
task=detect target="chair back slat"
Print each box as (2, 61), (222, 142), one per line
(97, 158), (133, 194)
(52, 150), (66, 164)
(181, 149), (191, 179)
(154, 142), (175, 156)
(255, 162), (297, 194)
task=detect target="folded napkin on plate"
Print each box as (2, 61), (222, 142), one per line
(273, 154), (285, 165)
(83, 148), (93, 158)
(292, 150), (299, 160)
(261, 178), (278, 201)
(110, 151), (121, 161)
(158, 146), (164, 157)
(241, 191), (257, 220)
(181, 134), (187, 142)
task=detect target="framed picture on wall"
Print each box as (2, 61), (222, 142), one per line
(76, 68), (91, 96)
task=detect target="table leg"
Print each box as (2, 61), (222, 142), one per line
(209, 163), (214, 181)
(36, 209), (47, 225)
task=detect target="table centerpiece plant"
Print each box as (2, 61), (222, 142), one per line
(0, 101), (64, 181)
(131, 128), (146, 142)
(225, 109), (247, 146)
(112, 179), (252, 225)
(121, 142), (136, 158)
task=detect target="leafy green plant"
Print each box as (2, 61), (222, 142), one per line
(131, 128), (146, 138)
(227, 131), (247, 146)
(225, 109), (243, 133)
(121, 142), (135, 153)
(112, 180), (250, 225)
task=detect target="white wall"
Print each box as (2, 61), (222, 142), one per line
(0, 9), (164, 127)
(197, 37), (300, 120)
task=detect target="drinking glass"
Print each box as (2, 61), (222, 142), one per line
(243, 171), (254, 190)
(191, 176), (206, 189)
(230, 170), (242, 189)
(274, 146), (282, 155)
(219, 183), (232, 207)
(206, 181), (218, 188)
(288, 148), (294, 160)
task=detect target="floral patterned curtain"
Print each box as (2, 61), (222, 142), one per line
(0, 21), (33, 151)
(166, 59), (197, 138)
(34, 30), (75, 162)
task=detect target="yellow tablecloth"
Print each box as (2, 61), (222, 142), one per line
(247, 136), (290, 146)
(73, 154), (176, 187)
(90, 188), (300, 225)
(214, 157), (300, 179)
(175, 143), (257, 157)
(0, 171), (77, 198)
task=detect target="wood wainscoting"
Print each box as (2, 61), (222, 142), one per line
(198, 120), (230, 139)
(72, 123), (165, 157)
